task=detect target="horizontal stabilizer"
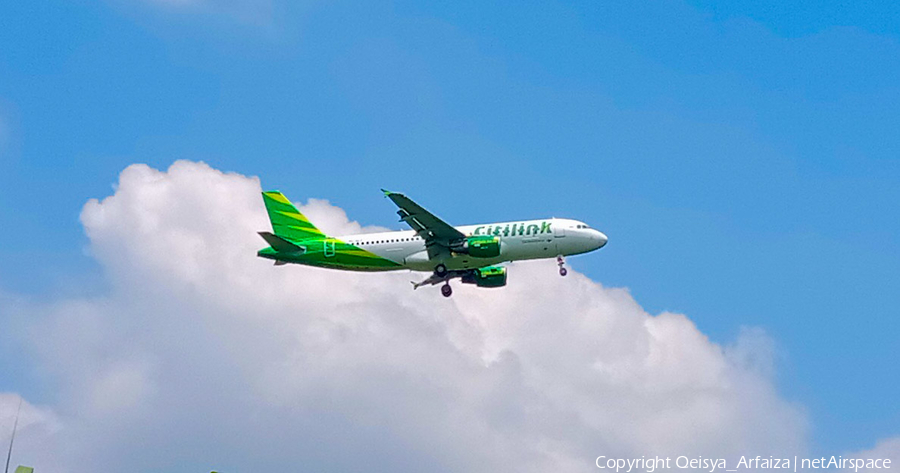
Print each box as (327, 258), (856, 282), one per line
(258, 232), (304, 253)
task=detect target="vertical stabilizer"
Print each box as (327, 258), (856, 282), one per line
(261, 191), (326, 242)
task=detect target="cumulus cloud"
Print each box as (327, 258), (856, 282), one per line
(0, 160), (837, 471)
(0, 394), (65, 471)
(841, 438), (900, 472)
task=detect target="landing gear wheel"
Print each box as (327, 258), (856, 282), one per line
(556, 255), (567, 277)
(435, 263), (448, 277)
(441, 284), (453, 298)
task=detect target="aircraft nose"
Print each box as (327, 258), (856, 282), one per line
(594, 230), (608, 248)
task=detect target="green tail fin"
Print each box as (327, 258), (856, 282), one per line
(261, 191), (326, 242)
(15, 467), (34, 473)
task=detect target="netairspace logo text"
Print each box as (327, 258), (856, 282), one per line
(595, 455), (892, 472)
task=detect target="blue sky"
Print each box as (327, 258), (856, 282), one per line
(1, 0), (898, 458)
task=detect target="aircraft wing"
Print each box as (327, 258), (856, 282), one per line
(382, 190), (465, 257)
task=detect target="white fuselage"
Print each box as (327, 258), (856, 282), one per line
(338, 218), (608, 272)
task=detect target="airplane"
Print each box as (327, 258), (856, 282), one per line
(257, 190), (608, 297)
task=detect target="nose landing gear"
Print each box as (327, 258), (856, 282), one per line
(557, 255), (567, 276)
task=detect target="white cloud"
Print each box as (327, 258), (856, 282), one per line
(841, 438), (900, 472)
(0, 160), (855, 471)
(0, 394), (60, 436)
(0, 394), (65, 472)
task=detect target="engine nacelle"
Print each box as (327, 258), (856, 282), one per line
(455, 235), (501, 258)
(462, 266), (507, 288)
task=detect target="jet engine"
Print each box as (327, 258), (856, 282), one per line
(462, 266), (507, 288)
(453, 235), (501, 258)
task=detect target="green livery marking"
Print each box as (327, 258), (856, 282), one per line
(258, 237), (403, 271)
(261, 191), (326, 242)
(472, 221), (551, 237)
(258, 191), (401, 271)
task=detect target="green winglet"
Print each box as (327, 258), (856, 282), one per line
(381, 188), (393, 196)
(15, 466), (34, 473)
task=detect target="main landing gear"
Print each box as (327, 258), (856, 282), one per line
(557, 255), (567, 277)
(435, 264), (452, 296)
(412, 265), (455, 297)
